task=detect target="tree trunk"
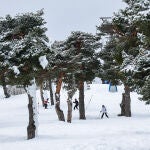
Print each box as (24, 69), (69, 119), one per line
(118, 85), (131, 117)
(40, 80), (49, 107)
(25, 79), (38, 139)
(78, 80), (86, 120)
(43, 80), (49, 102)
(1, 75), (10, 98)
(43, 80), (49, 90)
(39, 82), (44, 106)
(118, 93), (125, 116)
(27, 93), (36, 139)
(49, 77), (54, 105)
(67, 99), (72, 123)
(124, 86), (131, 117)
(55, 93), (65, 121)
(55, 73), (65, 121)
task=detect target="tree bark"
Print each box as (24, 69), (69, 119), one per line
(25, 79), (38, 139)
(1, 75), (10, 98)
(39, 82), (44, 106)
(27, 93), (36, 139)
(78, 80), (86, 120)
(124, 86), (131, 117)
(43, 80), (49, 90)
(55, 72), (65, 121)
(67, 99), (72, 123)
(118, 85), (131, 117)
(49, 77), (54, 105)
(118, 93), (125, 116)
(40, 80), (50, 107)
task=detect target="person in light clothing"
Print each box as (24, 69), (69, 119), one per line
(100, 105), (109, 119)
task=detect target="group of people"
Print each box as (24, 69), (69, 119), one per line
(43, 97), (109, 119)
(73, 99), (109, 119)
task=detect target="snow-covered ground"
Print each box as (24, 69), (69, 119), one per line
(0, 84), (150, 150)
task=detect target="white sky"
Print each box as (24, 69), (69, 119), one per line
(0, 0), (126, 42)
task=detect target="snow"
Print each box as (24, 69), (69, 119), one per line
(39, 55), (48, 69)
(0, 84), (150, 150)
(92, 77), (102, 84)
(11, 66), (20, 75)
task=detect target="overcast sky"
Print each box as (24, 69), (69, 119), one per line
(0, 0), (126, 42)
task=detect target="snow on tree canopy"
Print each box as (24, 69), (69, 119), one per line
(12, 66), (20, 75)
(39, 55), (48, 69)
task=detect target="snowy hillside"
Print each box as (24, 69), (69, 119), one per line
(0, 84), (150, 150)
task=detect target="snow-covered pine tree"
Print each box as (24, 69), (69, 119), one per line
(101, 0), (150, 115)
(134, 48), (150, 103)
(132, 8), (150, 103)
(139, 76), (150, 104)
(50, 39), (85, 121)
(0, 10), (51, 139)
(49, 39), (84, 121)
(96, 0), (150, 116)
(96, 17), (121, 86)
(37, 47), (55, 107)
(112, 0), (150, 108)
(0, 16), (14, 98)
(96, 18), (132, 116)
(64, 31), (101, 119)
(98, 39), (121, 86)
(49, 41), (66, 121)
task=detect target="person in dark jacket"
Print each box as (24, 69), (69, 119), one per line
(100, 105), (109, 119)
(73, 98), (79, 110)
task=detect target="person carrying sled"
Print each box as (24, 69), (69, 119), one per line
(73, 98), (79, 110)
(44, 98), (49, 109)
(100, 105), (109, 119)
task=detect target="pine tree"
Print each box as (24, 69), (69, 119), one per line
(49, 41), (67, 121)
(0, 16), (14, 98)
(132, 10), (150, 103)
(64, 31), (101, 119)
(115, 0), (150, 104)
(0, 10), (51, 139)
(97, 0), (150, 113)
(139, 77), (150, 104)
(96, 0), (150, 116)
(98, 39), (121, 85)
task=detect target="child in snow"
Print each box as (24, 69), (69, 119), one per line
(73, 98), (79, 110)
(100, 105), (109, 119)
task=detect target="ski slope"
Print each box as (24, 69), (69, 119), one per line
(0, 84), (150, 150)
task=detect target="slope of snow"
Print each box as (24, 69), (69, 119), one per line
(0, 84), (150, 150)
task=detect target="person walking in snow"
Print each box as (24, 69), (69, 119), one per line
(100, 105), (109, 119)
(44, 98), (49, 109)
(73, 98), (79, 110)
